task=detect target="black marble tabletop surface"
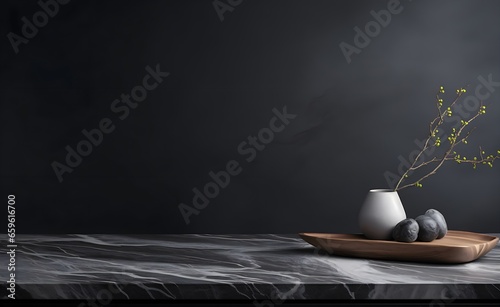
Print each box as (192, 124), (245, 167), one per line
(2, 233), (500, 301)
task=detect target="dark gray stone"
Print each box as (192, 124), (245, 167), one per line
(392, 218), (419, 242)
(415, 215), (439, 242)
(425, 209), (448, 239)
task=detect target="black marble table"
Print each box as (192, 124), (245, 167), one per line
(2, 233), (500, 303)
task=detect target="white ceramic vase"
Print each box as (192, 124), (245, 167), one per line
(358, 189), (407, 240)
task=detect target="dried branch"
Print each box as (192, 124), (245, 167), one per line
(394, 86), (500, 191)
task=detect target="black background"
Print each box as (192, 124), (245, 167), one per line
(1, 0), (499, 234)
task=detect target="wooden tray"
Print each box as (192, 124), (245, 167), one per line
(299, 230), (499, 264)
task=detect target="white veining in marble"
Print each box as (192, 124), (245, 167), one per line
(1, 234), (499, 299)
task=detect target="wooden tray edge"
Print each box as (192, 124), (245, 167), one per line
(298, 231), (499, 264)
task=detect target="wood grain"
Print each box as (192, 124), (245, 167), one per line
(299, 230), (499, 264)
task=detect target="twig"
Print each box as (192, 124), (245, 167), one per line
(394, 87), (499, 191)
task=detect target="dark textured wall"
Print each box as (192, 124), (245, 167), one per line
(1, 0), (499, 234)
